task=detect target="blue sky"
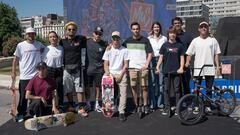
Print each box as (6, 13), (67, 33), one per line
(0, 0), (63, 18)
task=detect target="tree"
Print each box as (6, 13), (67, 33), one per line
(0, 2), (22, 55)
(36, 35), (48, 46)
(2, 36), (23, 57)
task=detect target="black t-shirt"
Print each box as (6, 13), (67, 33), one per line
(160, 42), (184, 74)
(86, 38), (107, 74)
(60, 35), (86, 66)
(176, 31), (193, 53)
(122, 36), (153, 54)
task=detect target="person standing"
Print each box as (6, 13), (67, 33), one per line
(147, 21), (167, 111)
(11, 27), (46, 122)
(60, 21), (88, 117)
(86, 26), (107, 112)
(156, 26), (184, 116)
(172, 17), (193, 96)
(185, 21), (221, 112)
(25, 62), (59, 119)
(123, 22), (153, 114)
(102, 31), (129, 121)
(44, 31), (64, 106)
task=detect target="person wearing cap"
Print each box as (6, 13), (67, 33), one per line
(11, 27), (46, 122)
(172, 17), (193, 96)
(24, 62), (59, 119)
(147, 21), (167, 112)
(60, 21), (88, 117)
(185, 21), (221, 112)
(86, 26), (108, 112)
(102, 31), (129, 121)
(43, 31), (64, 106)
(122, 22), (153, 115)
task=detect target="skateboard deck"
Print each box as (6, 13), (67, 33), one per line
(101, 75), (114, 117)
(24, 112), (76, 131)
(9, 79), (17, 121)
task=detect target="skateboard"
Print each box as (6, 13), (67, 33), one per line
(9, 79), (17, 121)
(24, 112), (76, 131)
(101, 75), (114, 117)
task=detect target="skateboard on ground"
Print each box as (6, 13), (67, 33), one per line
(101, 75), (114, 117)
(24, 112), (76, 131)
(9, 79), (17, 122)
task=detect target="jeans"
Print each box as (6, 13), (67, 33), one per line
(148, 57), (164, 109)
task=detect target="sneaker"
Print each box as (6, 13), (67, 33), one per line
(174, 112), (178, 116)
(193, 107), (200, 115)
(144, 106), (150, 114)
(113, 105), (118, 113)
(16, 115), (24, 122)
(78, 107), (88, 117)
(131, 106), (138, 114)
(119, 113), (126, 122)
(162, 109), (169, 116)
(170, 106), (176, 111)
(205, 107), (212, 113)
(95, 105), (102, 112)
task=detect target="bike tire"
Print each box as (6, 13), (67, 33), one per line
(176, 94), (204, 125)
(217, 89), (236, 116)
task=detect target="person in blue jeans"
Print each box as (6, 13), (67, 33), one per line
(147, 22), (167, 111)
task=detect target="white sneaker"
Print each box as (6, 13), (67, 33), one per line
(205, 107), (212, 113)
(193, 107), (199, 115)
(95, 104), (102, 112)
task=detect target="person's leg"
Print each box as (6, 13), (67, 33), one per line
(118, 74), (127, 114)
(205, 76), (214, 97)
(157, 68), (164, 109)
(17, 80), (30, 118)
(56, 68), (64, 106)
(63, 70), (75, 109)
(173, 75), (181, 107)
(148, 59), (155, 110)
(162, 75), (170, 115)
(129, 70), (138, 108)
(94, 73), (103, 112)
(182, 68), (191, 96)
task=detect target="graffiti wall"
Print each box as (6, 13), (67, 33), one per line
(64, 0), (176, 42)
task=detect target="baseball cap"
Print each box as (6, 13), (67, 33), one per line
(25, 27), (36, 34)
(199, 21), (209, 27)
(94, 26), (103, 33)
(36, 62), (47, 69)
(64, 21), (79, 30)
(111, 31), (120, 38)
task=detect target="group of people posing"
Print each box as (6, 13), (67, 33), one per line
(11, 16), (221, 122)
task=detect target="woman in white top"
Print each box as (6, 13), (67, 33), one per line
(148, 21), (167, 111)
(44, 31), (64, 106)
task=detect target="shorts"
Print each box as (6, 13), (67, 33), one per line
(87, 73), (103, 87)
(63, 69), (84, 94)
(128, 69), (148, 87)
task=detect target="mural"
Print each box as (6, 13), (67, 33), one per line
(64, 0), (176, 42)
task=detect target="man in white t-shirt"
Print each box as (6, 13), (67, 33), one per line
(11, 27), (46, 122)
(102, 31), (129, 122)
(185, 22), (221, 111)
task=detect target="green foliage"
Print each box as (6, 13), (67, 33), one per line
(36, 35), (49, 46)
(0, 2), (22, 55)
(2, 36), (23, 56)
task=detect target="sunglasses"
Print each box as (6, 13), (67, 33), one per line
(95, 32), (102, 36)
(112, 36), (120, 41)
(68, 28), (76, 31)
(199, 25), (208, 28)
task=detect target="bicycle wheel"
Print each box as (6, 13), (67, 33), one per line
(176, 94), (204, 125)
(217, 89), (236, 116)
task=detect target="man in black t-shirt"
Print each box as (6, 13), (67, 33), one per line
(86, 26), (107, 112)
(156, 26), (184, 116)
(60, 21), (88, 117)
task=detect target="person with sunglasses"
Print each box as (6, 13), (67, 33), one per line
(60, 21), (88, 117)
(86, 26), (108, 112)
(185, 21), (221, 113)
(102, 31), (129, 121)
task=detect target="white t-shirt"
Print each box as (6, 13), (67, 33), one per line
(102, 46), (129, 75)
(44, 45), (63, 68)
(14, 40), (46, 80)
(186, 36), (221, 76)
(148, 35), (167, 57)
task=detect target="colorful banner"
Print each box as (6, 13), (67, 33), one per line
(64, 0), (176, 42)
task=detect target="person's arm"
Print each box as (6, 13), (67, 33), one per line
(215, 54), (221, 77)
(52, 90), (59, 114)
(142, 52), (152, 71)
(11, 56), (18, 81)
(177, 55), (185, 74)
(185, 55), (192, 68)
(115, 60), (129, 82)
(104, 60), (110, 76)
(25, 90), (48, 106)
(155, 55), (163, 74)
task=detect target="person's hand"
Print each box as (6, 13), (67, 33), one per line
(177, 68), (184, 74)
(185, 62), (190, 68)
(104, 71), (110, 76)
(115, 75), (122, 83)
(52, 107), (59, 114)
(216, 67), (221, 78)
(106, 43), (113, 51)
(40, 97), (48, 106)
(141, 64), (148, 71)
(155, 68), (160, 74)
